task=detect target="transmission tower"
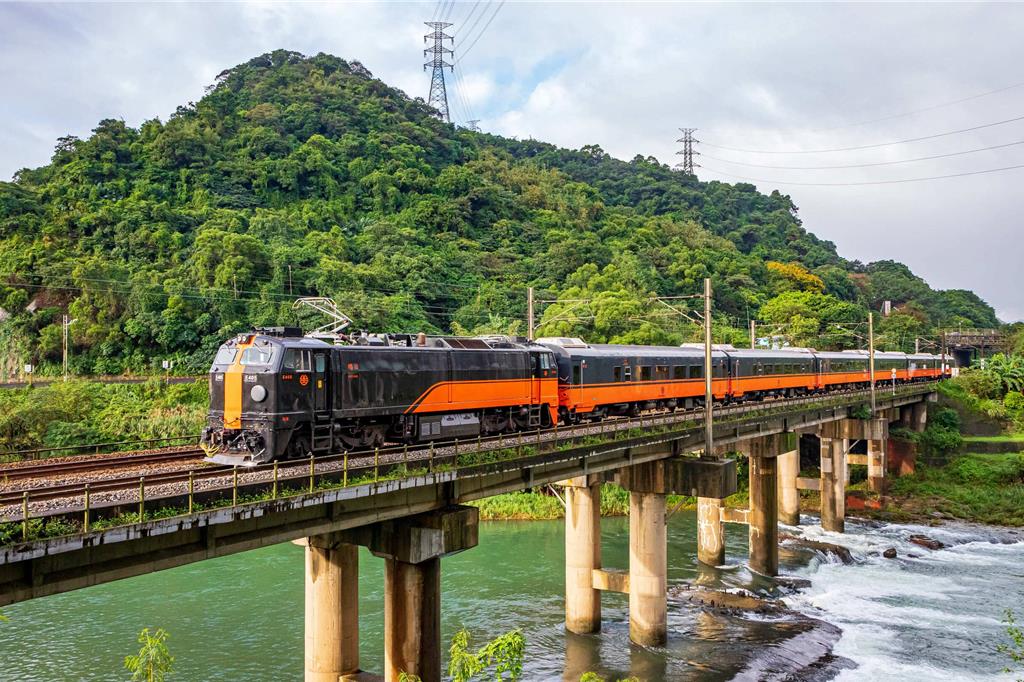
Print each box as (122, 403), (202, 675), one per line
(465, 119), (481, 132)
(423, 21), (454, 123)
(675, 127), (700, 175)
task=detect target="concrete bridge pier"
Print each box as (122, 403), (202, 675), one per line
(322, 505), (479, 682)
(819, 431), (845, 533)
(300, 538), (360, 682)
(747, 435), (781, 576)
(563, 475), (602, 634)
(383, 556), (441, 682)
(696, 496), (725, 566)
(868, 434), (887, 494)
(620, 461), (668, 647)
(776, 448), (800, 526)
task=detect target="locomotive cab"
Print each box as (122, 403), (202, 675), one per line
(201, 328), (333, 466)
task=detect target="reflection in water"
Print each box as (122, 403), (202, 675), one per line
(0, 513), (1019, 681)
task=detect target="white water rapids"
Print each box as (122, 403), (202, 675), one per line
(783, 518), (1024, 681)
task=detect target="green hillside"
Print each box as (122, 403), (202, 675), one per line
(0, 50), (998, 375)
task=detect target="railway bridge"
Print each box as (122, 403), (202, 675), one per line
(0, 383), (936, 681)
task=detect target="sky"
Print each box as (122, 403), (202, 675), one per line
(1, 1), (1022, 321)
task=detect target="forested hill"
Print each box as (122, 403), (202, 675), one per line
(0, 50), (998, 375)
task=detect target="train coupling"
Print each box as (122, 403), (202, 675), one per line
(201, 428), (271, 467)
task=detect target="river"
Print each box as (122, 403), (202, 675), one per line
(0, 512), (1020, 680)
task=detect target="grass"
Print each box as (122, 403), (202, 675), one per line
(962, 434), (1024, 443)
(469, 483), (750, 521)
(884, 452), (1024, 526)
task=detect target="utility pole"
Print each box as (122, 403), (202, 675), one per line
(675, 128), (700, 175)
(62, 315), (73, 381)
(703, 277), (713, 457)
(527, 287), (535, 341)
(423, 21), (454, 123)
(869, 312), (876, 414)
(749, 319), (756, 350)
(288, 265), (293, 296)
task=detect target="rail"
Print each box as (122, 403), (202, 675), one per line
(0, 435), (201, 461)
(0, 381), (937, 545)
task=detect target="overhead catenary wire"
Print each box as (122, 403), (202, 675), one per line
(701, 138), (1024, 170)
(701, 112), (1024, 154)
(700, 162), (1024, 187)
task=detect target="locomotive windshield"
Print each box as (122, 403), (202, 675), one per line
(240, 347), (275, 365)
(214, 348), (237, 365)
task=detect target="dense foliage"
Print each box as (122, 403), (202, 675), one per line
(943, 354), (1024, 431)
(0, 380), (206, 455)
(0, 50), (999, 376)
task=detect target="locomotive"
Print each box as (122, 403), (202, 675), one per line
(201, 327), (950, 466)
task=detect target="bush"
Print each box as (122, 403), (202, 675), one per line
(956, 369), (1004, 400)
(931, 407), (961, 431)
(1005, 391), (1024, 413)
(918, 425), (963, 455)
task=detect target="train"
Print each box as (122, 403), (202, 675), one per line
(200, 327), (951, 465)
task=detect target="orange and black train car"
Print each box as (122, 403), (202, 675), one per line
(202, 328), (950, 465)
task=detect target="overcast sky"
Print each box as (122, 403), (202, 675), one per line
(2, 1), (1022, 321)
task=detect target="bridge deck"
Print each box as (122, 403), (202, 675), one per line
(0, 383), (935, 607)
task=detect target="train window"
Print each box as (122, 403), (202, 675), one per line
(240, 347), (275, 366)
(673, 366), (685, 380)
(689, 366), (702, 379)
(315, 354), (326, 373)
(214, 348), (237, 365)
(614, 366), (623, 382)
(640, 366), (652, 381)
(655, 365), (669, 380)
(624, 366), (632, 381)
(715, 364), (727, 378)
(283, 349), (310, 371)
(572, 364), (581, 385)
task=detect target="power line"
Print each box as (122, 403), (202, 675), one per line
(702, 112), (1024, 155)
(701, 162), (1024, 187)
(457, 0), (483, 29)
(454, 0), (504, 65)
(702, 138), (1024, 170)
(454, 0), (491, 60)
(811, 81), (1024, 133)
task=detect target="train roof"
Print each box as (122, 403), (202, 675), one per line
(538, 339), (729, 360)
(718, 348), (816, 360)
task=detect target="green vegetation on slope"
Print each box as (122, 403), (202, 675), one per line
(0, 50), (998, 377)
(0, 379), (207, 455)
(885, 452), (1024, 526)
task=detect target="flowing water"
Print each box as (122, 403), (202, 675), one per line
(0, 512), (1020, 680)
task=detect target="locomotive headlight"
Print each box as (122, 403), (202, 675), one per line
(250, 385), (267, 402)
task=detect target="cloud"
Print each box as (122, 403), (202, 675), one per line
(0, 1), (1021, 320)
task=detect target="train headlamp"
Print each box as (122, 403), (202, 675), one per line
(250, 385), (267, 402)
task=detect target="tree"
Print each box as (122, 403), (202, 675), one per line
(124, 627), (174, 682)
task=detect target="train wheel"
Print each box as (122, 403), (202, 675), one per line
(287, 435), (311, 460)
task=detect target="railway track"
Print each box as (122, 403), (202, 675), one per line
(0, 449), (207, 485)
(0, 382), (936, 523)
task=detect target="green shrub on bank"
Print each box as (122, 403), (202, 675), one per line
(0, 379), (208, 454)
(889, 453), (1024, 526)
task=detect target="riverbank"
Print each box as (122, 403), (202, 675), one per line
(469, 483), (750, 520)
(874, 451), (1024, 526)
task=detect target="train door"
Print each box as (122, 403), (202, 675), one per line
(313, 350), (329, 417)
